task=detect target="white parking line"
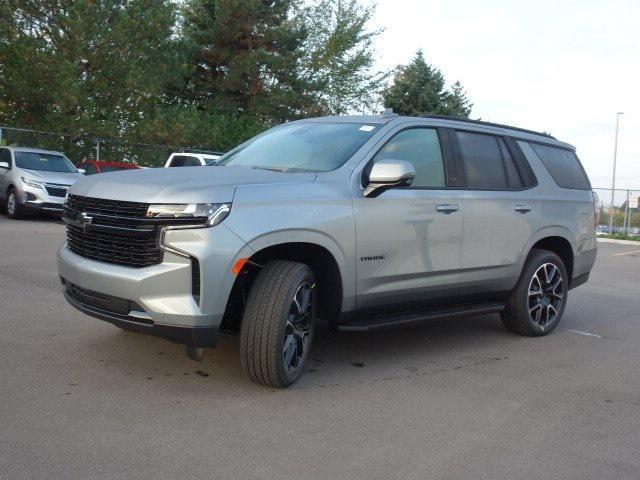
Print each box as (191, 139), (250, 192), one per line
(611, 249), (640, 257)
(563, 328), (602, 338)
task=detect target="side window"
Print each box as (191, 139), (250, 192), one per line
(0, 148), (11, 168)
(497, 138), (523, 188)
(456, 131), (507, 189)
(82, 164), (97, 175)
(169, 155), (201, 167)
(529, 143), (590, 190)
(373, 128), (445, 188)
(169, 156), (187, 167)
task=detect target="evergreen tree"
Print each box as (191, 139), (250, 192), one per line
(182, 0), (308, 122)
(0, 0), (185, 137)
(382, 50), (472, 117)
(443, 81), (472, 117)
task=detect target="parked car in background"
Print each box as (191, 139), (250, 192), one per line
(596, 225), (611, 235)
(77, 160), (140, 175)
(58, 113), (597, 387)
(0, 146), (84, 219)
(164, 150), (224, 168)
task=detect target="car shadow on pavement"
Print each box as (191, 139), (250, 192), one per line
(82, 313), (514, 393)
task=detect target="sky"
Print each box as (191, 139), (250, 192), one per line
(371, 0), (640, 192)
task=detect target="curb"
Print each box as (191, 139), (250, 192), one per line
(597, 238), (640, 245)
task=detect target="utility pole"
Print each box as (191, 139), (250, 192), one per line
(610, 112), (624, 234)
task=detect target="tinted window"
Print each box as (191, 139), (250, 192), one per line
(82, 164), (97, 175)
(0, 148), (11, 168)
(169, 155), (202, 167)
(14, 151), (76, 173)
(373, 128), (445, 188)
(497, 138), (523, 187)
(456, 132), (506, 189)
(218, 122), (379, 172)
(529, 143), (590, 190)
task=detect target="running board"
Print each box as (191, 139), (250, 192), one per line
(338, 301), (506, 332)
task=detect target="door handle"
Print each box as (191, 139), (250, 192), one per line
(435, 204), (459, 214)
(514, 204), (532, 214)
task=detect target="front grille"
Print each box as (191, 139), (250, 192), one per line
(45, 184), (69, 198)
(66, 195), (150, 217)
(64, 195), (163, 268)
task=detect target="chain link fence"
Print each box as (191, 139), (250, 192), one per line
(593, 187), (640, 237)
(0, 125), (189, 167)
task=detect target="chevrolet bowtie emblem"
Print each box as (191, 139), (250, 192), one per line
(78, 212), (93, 231)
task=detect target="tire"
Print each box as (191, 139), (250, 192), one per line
(240, 260), (316, 388)
(502, 249), (568, 336)
(6, 188), (23, 219)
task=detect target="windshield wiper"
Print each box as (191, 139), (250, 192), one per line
(251, 166), (287, 173)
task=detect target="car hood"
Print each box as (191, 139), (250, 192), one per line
(20, 169), (82, 185)
(69, 165), (318, 204)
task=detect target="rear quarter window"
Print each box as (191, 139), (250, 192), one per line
(529, 143), (590, 190)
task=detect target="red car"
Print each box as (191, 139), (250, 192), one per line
(77, 160), (140, 175)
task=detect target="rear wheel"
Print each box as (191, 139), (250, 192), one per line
(502, 249), (568, 336)
(6, 188), (23, 219)
(240, 260), (316, 388)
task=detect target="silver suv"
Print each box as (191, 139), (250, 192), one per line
(57, 114), (597, 387)
(0, 146), (84, 218)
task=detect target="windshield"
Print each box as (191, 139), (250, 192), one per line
(217, 122), (379, 172)
(15, 151), (77, 173)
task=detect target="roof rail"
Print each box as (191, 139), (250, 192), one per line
(420, 114), (555, 139)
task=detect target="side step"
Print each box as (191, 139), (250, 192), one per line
(337, 301), (506, 332)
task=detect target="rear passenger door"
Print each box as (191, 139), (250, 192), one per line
(451, 130), (539, 293)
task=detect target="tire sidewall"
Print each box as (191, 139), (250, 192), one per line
(7, 189), (20, 219)
(275, 267), (317, 387)
(515, 250), (568, 335)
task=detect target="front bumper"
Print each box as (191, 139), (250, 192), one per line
(19, 183), (67, 213)
(63, 284), (219, 347)
(57, 224), (252, 348)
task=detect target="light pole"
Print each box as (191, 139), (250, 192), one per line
(610, 112), (624, 234)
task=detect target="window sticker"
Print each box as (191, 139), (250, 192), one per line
(359, 125), (375, 132)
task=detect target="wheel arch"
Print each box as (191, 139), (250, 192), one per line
(524, 228), (575, 280)
(222, 235), (348, 331)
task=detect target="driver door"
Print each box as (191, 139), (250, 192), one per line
(353, 127), (464, 310)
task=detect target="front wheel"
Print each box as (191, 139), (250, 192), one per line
(240, 260), (316, 388)
(502, 249), (568, 336)
(6, 188), (23, 219)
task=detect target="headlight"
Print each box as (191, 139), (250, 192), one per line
(22, 177), (45, 189)
(146, 203), (231, 227)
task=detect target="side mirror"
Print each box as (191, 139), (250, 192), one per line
(0, 161), (9, 169)
(77, 168), (86, 174)
(363, 159), (415, 197)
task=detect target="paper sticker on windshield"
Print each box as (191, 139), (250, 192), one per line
(359, 125), (375, 132)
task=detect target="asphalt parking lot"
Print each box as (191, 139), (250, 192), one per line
(2, 216), (640, 480)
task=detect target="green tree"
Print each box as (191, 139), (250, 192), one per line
(295, 0), (386, 115)
(382, 50), (472, 117)
(181, 0), (383, 121)
(182, 0), (308, 122)
(0, 0), (185, 138)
